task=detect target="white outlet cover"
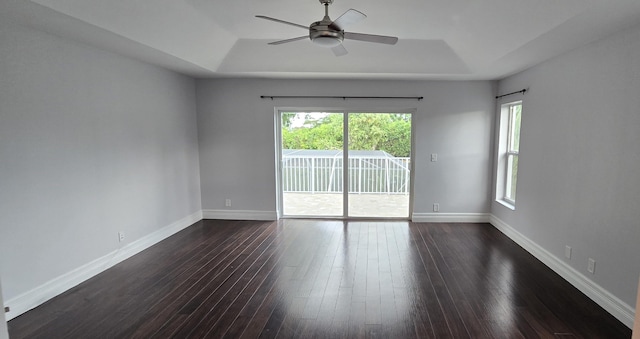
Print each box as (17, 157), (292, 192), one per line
(588, 258), (596, 273)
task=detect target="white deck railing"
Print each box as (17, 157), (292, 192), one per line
(282, 154), (410, 194)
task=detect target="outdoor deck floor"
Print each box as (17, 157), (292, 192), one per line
(283, 192), (410, 218)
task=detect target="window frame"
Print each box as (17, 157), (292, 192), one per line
(496, 101), (522, 209)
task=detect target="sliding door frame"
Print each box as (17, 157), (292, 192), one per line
(275, 107), (416, 220)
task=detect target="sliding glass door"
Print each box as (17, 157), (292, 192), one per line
(347, 113), (411, 218)
(279, 111), (411, 218)
(281, 112), (344, 217)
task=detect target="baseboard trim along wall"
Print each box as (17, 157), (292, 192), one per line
(411, 213), (490, 223)
(202, 209), (277, 221)
(6, 211), (633, 328)
(4, 210), (203, 321)
(488, 215), (635, 328)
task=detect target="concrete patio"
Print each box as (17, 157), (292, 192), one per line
(283, 192), (410, 218)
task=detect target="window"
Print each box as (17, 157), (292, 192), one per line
(497, 101), (522, 207)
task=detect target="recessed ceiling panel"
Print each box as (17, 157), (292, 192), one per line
(217, 39), (470, 76)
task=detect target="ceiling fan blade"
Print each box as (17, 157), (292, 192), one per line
(255, 15), (308, 30)
(329, 9), (366, 30)
(344, 32), (398, 45)
(331, 44), (348, 57)
(268, 36), (309, 45)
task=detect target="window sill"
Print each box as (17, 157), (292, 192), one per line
(496, 199), (515, 210)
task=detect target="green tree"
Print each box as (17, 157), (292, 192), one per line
(281, 112), (297, 128)
(282, 113), (411, 157)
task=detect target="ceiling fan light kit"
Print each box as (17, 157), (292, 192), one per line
(312, 35), (343, 47)
(309, 22), (343, 47)
(256, 0), (398, 56)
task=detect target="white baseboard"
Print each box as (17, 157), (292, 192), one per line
(411, 212), (490, 223)
(202, 209), (277, 221)
(4, 210), (203, 321)
(489, 214), (635, 328)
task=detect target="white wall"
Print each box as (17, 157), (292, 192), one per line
(196, 79), (496, 219)
(493, 22), (640, 312)
(0, 19), (202, 316)
(0, 279), (7, 339)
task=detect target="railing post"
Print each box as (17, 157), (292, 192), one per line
(385, 158), (390, 194)
(310, 157), (315, 194)
(358, 158), (362, 194)
(405, 159), (410, 194)
(328, 155), (337, 193)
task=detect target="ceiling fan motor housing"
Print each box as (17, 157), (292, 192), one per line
(309, 21), (344, 47)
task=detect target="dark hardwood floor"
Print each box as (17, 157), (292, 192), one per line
(8, 219), (631, 338)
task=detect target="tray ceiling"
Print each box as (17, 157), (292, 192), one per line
(3, 0), (640, 80)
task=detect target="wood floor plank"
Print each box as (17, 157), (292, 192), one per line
(198, 222), (303, 337)
(151, 222), (280, 337)
(126, 221), (274, 338)
(7, 220), (632, 339)
(99, 221), (262, 337)
(410, 223), (468, 338)
(240, 224), (324, 338)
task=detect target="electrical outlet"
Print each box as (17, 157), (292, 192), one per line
(433, 203), (439, 212)
(565, 245), (572, 259)
(225, 198), (232, 207)
(118, 232), (125, 242)
(4, 306), (9, 313)
(587, 258), (596, 274)
(431, 153), (438, 162)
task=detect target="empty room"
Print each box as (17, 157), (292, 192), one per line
(1, 0), (639, 338)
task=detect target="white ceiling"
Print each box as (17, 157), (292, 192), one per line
(3, 0), (640, 80)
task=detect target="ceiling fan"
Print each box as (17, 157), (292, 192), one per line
(256, 0), (398, 57)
